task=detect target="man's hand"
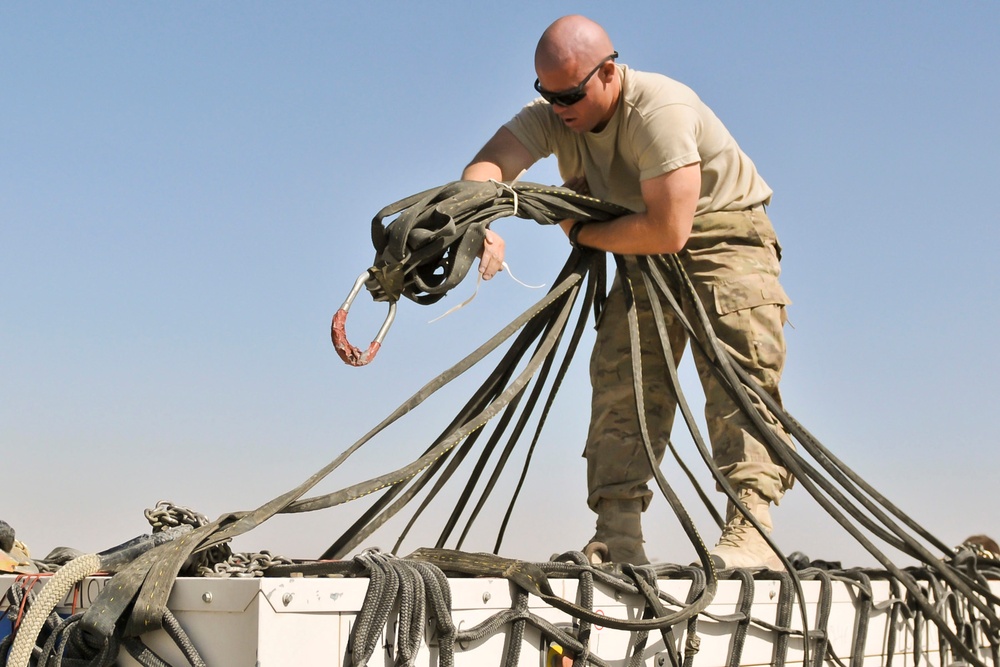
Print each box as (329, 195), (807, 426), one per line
(463, 128), (533, 280)
(563, 175), (590, 196)
(478, 228), (505, 280)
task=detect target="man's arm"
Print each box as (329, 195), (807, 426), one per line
(463, 127), (536, 182)
(463, 128), (537, 279)
(560, 163), (701, 255)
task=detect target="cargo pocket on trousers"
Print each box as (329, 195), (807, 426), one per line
(710, 273), (792, 371)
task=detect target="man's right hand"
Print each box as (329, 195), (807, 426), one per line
(478, 228), (505, 280)
(563, 175), (590, 196)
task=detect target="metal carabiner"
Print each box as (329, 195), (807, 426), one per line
(331, 271), (397, 367)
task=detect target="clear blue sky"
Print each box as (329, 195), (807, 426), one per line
(3, 3), (998, 568)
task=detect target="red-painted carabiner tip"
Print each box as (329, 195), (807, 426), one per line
(331, 271), (397, 367)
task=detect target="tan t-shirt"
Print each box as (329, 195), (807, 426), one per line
(504, 65), (772, 216)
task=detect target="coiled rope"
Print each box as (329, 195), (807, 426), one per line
(5, 554), (101, 667)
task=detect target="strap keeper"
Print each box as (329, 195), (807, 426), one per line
(568, 221), (588, 249)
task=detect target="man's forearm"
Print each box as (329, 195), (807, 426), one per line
(462, 160), (504, 182)
(568, 210), (693, 255)
(567, 163), (699, 254)
(462, 128), (534, 182)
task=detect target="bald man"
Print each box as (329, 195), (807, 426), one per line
(464, 15), (794, 570)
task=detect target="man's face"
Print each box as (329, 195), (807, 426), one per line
(535, 59), (616, 133)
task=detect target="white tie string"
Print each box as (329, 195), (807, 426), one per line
(431, 172), (538, 323)
(489, 178), (520, 217)
(429, 261), (545, 323)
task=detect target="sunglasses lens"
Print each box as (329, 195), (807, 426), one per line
(554, 92), (585, 106)
(542, 90), (584, 106)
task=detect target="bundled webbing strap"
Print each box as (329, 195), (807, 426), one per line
(332, 180), (627, 366)
(333, 180), (999, 664)
(364, 180), (628, 305)
(20, 181), (997, 665)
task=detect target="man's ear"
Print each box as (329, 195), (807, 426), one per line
(599, 61), (616, 84)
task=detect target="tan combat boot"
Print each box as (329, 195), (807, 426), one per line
(583, 498), (649, 565)
(709, 487), (784, 571)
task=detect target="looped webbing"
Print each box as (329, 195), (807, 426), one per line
(11, 181), (998, 666)
(366, 180), (628, 305)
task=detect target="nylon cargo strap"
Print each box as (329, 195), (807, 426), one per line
(407, 548), (712, 632)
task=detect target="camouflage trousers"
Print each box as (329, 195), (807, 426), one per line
(585, 207), (795, 511)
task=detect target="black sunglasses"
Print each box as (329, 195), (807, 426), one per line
(534, 51), (619, 107)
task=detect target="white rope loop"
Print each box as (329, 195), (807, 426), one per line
(8, 553), (103, 667)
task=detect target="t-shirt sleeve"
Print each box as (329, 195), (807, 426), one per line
(631, 103), (702, 181)
(503, 99), (561, 162)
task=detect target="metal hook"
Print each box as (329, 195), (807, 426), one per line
(331, 271), (397, 367)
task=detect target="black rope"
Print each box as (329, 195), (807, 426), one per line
(802, 568), (834, 667)
(725, 568), (754, 667)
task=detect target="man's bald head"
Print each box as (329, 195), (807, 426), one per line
(533, 15), (620, 133)
(535, 15), (615, 73)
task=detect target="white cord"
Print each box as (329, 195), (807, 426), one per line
(488, 178), (519, 216)
(432, 170), (536, 323)
(429, 261), (544, 323)
(503, 261), (545, 289)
